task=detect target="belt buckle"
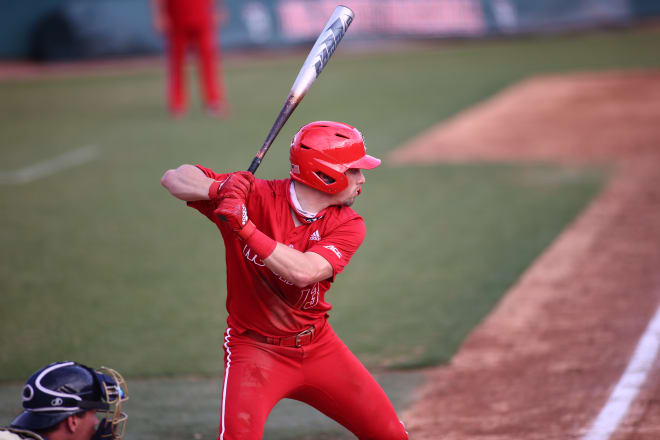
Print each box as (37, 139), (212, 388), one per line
(295, 327), (314, 348)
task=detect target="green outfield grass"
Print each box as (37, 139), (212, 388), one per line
(0, 24), (658, 439)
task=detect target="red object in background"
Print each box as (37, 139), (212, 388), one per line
(156, 0), (227, 116)
(165, 0), (213, 28)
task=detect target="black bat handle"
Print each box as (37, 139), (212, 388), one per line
(247, 94), (301, 175)
(247, 157), (262, 174)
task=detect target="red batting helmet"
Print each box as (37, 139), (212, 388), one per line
(289, 121), (381, 194)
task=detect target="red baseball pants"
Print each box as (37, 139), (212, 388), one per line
(217, 324), (408, 440)
(166, 25), (224, 113)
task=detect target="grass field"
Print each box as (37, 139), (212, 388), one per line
(1, 24), (659, 439)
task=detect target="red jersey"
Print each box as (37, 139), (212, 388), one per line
(188, 165), (366, 337)
(164, 0), (213, 28)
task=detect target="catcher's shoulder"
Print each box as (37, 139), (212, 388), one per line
(0, 427), (46, 440)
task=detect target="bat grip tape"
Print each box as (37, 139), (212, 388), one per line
(247, 157), (262, 174)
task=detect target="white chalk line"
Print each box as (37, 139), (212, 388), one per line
(0, 145), (102, 185)
(581, 300), (660, 440)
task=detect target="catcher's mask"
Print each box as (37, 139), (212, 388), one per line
(289, 121), (381, 194)
(11, 361), (129, 440)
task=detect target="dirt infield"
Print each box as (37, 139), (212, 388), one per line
(390, 71), (660, 439)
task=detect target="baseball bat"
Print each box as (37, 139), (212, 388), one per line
(247, 5), (354, 174)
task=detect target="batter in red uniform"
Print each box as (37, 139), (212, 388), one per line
(161, 121), (408, 439)
(152, 0), (227, 117)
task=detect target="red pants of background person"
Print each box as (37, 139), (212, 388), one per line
(166, 25), (226, 116)
(218, 323), (409, 440)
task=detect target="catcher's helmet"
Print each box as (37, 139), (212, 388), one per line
(289, 121), (381, 194)
(11, 361), (128, 439)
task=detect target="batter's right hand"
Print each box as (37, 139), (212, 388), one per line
(214, 195), (256, 241)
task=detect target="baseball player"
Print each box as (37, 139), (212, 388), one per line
(161, 121), (408, 439)
(0, 361), (129, 440)
(152, 0), (228, 117)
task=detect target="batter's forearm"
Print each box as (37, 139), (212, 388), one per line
(264, 244), (332, 288)
(214, 184), (332, 286)
(233, 222), (328, 287)
(161, 164), (215, 201)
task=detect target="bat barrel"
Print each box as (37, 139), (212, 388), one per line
(290, 6), (354, 98)
(247, 5), (354, 175)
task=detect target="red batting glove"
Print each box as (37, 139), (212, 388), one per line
(213, 196), (277, 259)
(214, 196), (254, 238)
(208, 171), (254, 201)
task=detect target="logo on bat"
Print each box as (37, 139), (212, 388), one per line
(313, 15), (352, 75)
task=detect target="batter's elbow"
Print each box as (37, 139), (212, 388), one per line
(291, 271), (320, 289)
(293, 279), (311, 289)
(160, 169), (176, 191)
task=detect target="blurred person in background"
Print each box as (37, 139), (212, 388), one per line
(152, 0), (228, 118)
(0, 362), (128, 440)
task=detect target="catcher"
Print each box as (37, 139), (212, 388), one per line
(161, 121), (408, 439)
(0, 361), (128, 440)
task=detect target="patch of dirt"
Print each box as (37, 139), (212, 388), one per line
(391, 70), (660, 439)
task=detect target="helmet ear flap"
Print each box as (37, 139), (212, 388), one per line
(310, 162), (348, 194)
(290, 151), (348, 194)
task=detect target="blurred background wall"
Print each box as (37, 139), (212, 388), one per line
(1, 0), (659, 61)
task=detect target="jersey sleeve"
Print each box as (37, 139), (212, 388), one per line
(308, 216), (366, 281)
(186, 164), (230, 222)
